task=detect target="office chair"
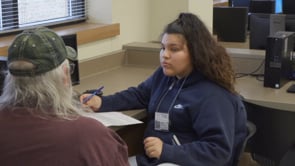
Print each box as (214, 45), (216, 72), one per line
(279, 146), (295, 166)
(236, 120), (257, 166)
(244, 101), (295, 166)
(242, 121), (257, 154)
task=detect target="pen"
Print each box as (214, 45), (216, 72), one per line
(172, 134), (181, 145)
(82, 86), (104, 104)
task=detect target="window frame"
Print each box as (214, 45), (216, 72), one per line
(0, 0), (87, 35)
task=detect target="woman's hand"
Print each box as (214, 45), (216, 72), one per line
(143, 137), (163, 159)
(80, 94), (102, 111)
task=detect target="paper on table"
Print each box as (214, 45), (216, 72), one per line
(82, 111), (143, 127)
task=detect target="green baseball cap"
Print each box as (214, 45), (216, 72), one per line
(8, 27), (77, 76)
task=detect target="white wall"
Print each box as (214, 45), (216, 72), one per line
(149, 0), (188, 41)
(112, 0), (151, 48)
(78, 0), (213, 61)
(87, 0), (112, 23)
(190, 0), (213, 32)
(150, 0), (213, 41)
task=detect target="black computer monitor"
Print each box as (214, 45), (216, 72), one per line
(249, 13), (271, 49)
(286, 15), (295, 32)
(249, 13), (286, 50)
(229, 0), (250, 7)
(283, 0), (295, 14)
(286, 14), (295, 52)
(249, 0), (282, 14)
(61, 34), (80, 86)
(213, 6), (248, 42)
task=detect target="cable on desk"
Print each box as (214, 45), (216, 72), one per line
(235, 59), (265, 79)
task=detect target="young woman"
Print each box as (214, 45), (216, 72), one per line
(81, 13), (247, 166)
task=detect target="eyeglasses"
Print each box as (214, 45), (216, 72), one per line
(69, 62), (75, 74)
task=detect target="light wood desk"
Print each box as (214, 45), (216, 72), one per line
(235, 76), (295, 112)
(75, 62), (295, 114)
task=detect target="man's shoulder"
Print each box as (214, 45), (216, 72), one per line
(75, 116), (107, 130)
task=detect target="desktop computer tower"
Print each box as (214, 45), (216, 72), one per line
(264, 31), (295, 88)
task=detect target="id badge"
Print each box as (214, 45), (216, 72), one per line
(155, 112), (169, 131)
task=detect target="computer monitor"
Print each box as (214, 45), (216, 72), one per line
(283, 0), (295, 14)
(61, 34), (80, 86)
(249, 13), (286, 49)
(249, 0), (282, 14)
(249, 13), (270, 49)
(286, 14), (295, 51)
(286, 14), (295, 32)
(213, 6), (248, 42)
(229, 0), (250, 7)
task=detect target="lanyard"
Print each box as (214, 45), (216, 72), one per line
(154, 77), (187, 131)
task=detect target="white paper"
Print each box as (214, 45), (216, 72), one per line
(82, 111), (143, 127)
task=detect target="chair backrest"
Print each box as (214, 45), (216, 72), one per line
(245, 101), (295, 165)
(241, 121), (257, 156)
(235, 120), (257, 166)
(279, 146), (295, 166)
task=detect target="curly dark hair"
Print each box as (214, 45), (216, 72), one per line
(162, 12), (236, 94)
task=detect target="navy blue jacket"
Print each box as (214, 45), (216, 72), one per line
(100, 67), (247, 166)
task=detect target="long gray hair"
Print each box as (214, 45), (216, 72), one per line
(0, 60), (84, 120)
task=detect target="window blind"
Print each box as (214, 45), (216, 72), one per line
(0, 0), (87, 34)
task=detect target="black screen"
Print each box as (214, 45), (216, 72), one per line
(249, 0), (276, 13)
(61, 34), (80, 86)
(249, 13), (271, 49)
(229, 0), (250, 7)
(286, 15), (295, 32)
(286, 14), (295, 51)
(283, 0), (295, 14)
(213, 6), (248, 42)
